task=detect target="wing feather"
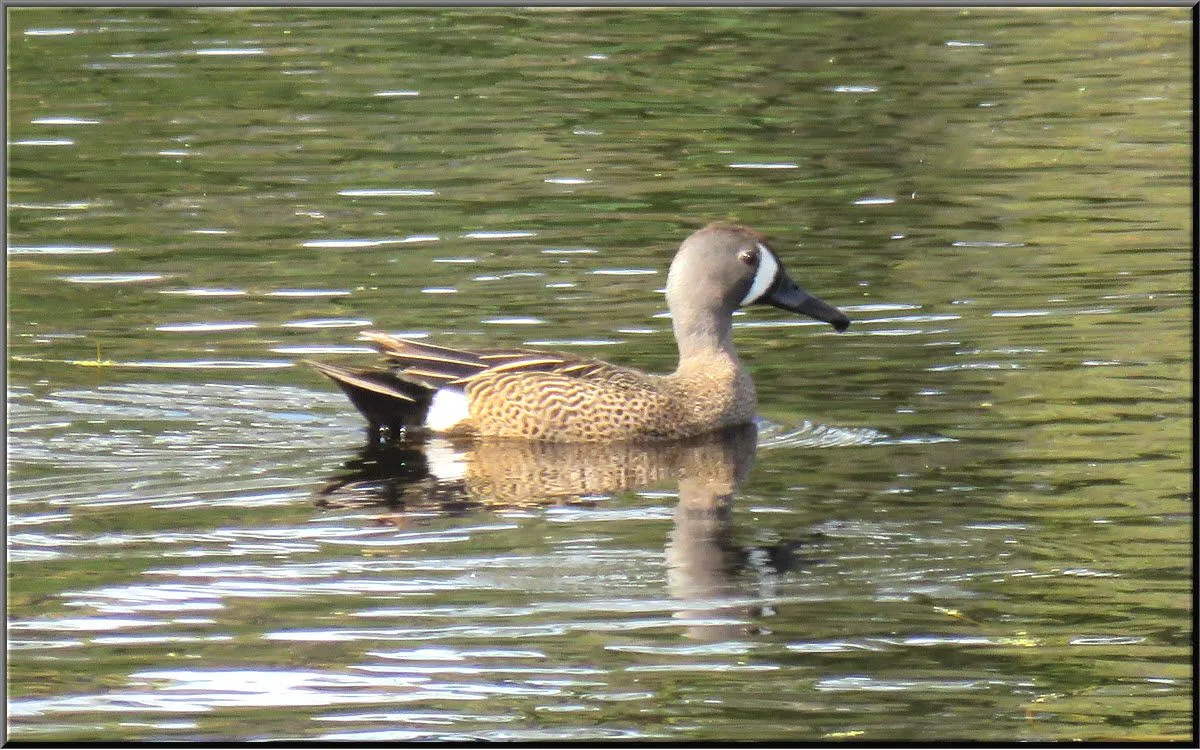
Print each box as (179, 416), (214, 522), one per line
(357, 331), (646, 390)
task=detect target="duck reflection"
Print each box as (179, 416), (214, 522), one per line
(317, 424), (805, 639)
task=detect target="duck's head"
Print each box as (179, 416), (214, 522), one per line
(666, 223), (850, 333)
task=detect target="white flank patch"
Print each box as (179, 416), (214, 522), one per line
(740, 243), (780, 306)
(425, 388), (470, 432)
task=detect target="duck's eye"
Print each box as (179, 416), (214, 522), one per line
(737, 247), (758, 266)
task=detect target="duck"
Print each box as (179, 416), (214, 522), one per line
(307, 223), (850, 442)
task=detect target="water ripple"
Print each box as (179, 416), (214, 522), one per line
(757, 421), (891, 449)
(9, 244), (114, 255)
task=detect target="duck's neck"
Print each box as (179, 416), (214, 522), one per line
(671, 309), (739, 371)
(669, 309), (757, 430)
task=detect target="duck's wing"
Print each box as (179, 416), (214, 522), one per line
(361, 330), (630, 388)
(306, 358), (419, 401)
(360, 331), (496, 388)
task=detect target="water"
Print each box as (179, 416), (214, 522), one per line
(6, 7), (1192, 743)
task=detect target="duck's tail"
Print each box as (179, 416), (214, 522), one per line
(304, 359), (435, 438)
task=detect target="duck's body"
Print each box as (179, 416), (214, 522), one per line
(309, 224), (849, 443)
(311, 335), (755, 441)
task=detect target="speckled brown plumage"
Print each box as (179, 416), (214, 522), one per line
(460, 353), (755, 441)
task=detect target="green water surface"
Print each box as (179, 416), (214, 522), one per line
(6, 7), (1192, 743)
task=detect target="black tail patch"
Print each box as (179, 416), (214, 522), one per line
(305, 360), (434, 438)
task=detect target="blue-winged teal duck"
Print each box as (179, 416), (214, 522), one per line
(308, 223), (849, 442)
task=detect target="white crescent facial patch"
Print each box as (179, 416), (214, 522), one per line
(739, 242), (780, 306)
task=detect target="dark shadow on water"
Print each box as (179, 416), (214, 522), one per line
(316, 425), (819, 640)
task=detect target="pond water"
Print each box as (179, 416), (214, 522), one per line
(6, 7), (1192, 743)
